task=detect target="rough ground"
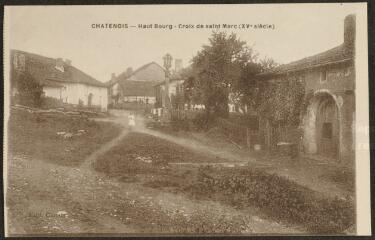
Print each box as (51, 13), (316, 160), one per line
(8, 153), (304, 236)
(5, 109), (354, 236)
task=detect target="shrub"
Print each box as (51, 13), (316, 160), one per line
(192, 112), (209, 130)
(40, 96), (64, 109)
(186, 167), (355, 234)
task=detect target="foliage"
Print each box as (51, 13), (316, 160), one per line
(230, 61), (263, 110)
(187, 166), (355, 234)
(40, 96), (64, 109)
(259, 56), (279, 72)
(189, 32), (258, 122)
(11, 70), (43, 107)
(256, 76), (305, 126)
(192, 111), (209, 130)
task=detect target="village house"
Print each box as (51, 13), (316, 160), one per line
(11, 50), (108, 111)
(153, 58), (207, 116)
(257, 14), (356, 165)
(107, 62), (165, 107)
(154, 76), (244, 120)
(154, 77), (185, 109)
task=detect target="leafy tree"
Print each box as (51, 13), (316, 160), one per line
(231, 56), (281, 112)
(11, 70), (43, 107)
(259, 56), (279, 72)
(190, 32), (257, 122)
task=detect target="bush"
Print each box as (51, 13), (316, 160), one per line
(186, 167), (355, 234)
(192, 112), (209, 130)
(40, 96), (64, 109)
(170, 119), (192, 131)
(11, 71), (43, 107)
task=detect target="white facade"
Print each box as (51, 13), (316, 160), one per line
(44, 86), (62, 99)
(122, 96), (156, 104)
(111, 83), (120, 96)
(168, 80), (184, 97)
(43, 83), (108, 111)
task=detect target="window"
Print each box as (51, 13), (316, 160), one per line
(320, 69), (327, 83)
(322, 122), (333, 139)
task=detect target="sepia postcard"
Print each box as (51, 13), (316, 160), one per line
(3, 3), (371, 237)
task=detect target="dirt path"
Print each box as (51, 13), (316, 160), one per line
(80, 129), (129, 169)
(125, 111), (353, 200)
(94, 110), (353, 201)
(81, 110), (131, 169)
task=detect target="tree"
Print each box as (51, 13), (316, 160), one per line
(190, 32), (257, 122)
(259, 57), (279, 72)
(231, 56), (281, 112)
(11, 70), (43, 107)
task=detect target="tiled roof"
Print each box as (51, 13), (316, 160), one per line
(11, 49), (106, 87)
(42, 79), (64, 88)
(119, 80), (158, 96)
(106, 62), (165, 86)
(107, 62), (166, 96)
(259, 44), (353, 77)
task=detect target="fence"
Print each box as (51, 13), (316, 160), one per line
(170, 109), (204, 121)
(270, 125), (302, 149)
(216, 117), (260, 149)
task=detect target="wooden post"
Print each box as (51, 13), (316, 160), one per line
(246, 127), (251, 150)
(266, 119), (271, 150)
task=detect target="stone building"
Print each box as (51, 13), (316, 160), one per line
(257, 14), (356, 164)
(11, 50), (108, 111)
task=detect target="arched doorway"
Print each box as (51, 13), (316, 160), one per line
(303, 91), (340, 160)
(316, 95), (339, 158)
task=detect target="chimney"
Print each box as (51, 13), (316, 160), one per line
(344, 14), (356, 55)
(126, 67), (133, 76)
(55, 58), (64, 72)
(65, 59), (71, 66)
(175, 59), (183, 73)
(111, 73), (116, 81)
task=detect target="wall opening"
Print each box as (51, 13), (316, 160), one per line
(303, 91), (341, 160)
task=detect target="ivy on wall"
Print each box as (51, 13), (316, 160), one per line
(256, 75), (306, 127)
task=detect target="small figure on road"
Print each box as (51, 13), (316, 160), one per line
(128, 113), (135, 130)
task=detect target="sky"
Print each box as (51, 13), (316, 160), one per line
(5, 3), (364, 83)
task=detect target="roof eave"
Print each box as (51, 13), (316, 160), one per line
(258, 57), (354, 79)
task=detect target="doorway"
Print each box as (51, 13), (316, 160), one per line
(316, 95), (339, 159)
(88, 93), (93, 107)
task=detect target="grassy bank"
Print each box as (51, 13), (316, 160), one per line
(8, 109), (121, 166)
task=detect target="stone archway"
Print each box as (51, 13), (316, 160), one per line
(303, 90), (341, 160)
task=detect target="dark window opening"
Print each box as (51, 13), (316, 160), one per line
(322, 122), (332, 139)
(320, 70), (327, 82)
